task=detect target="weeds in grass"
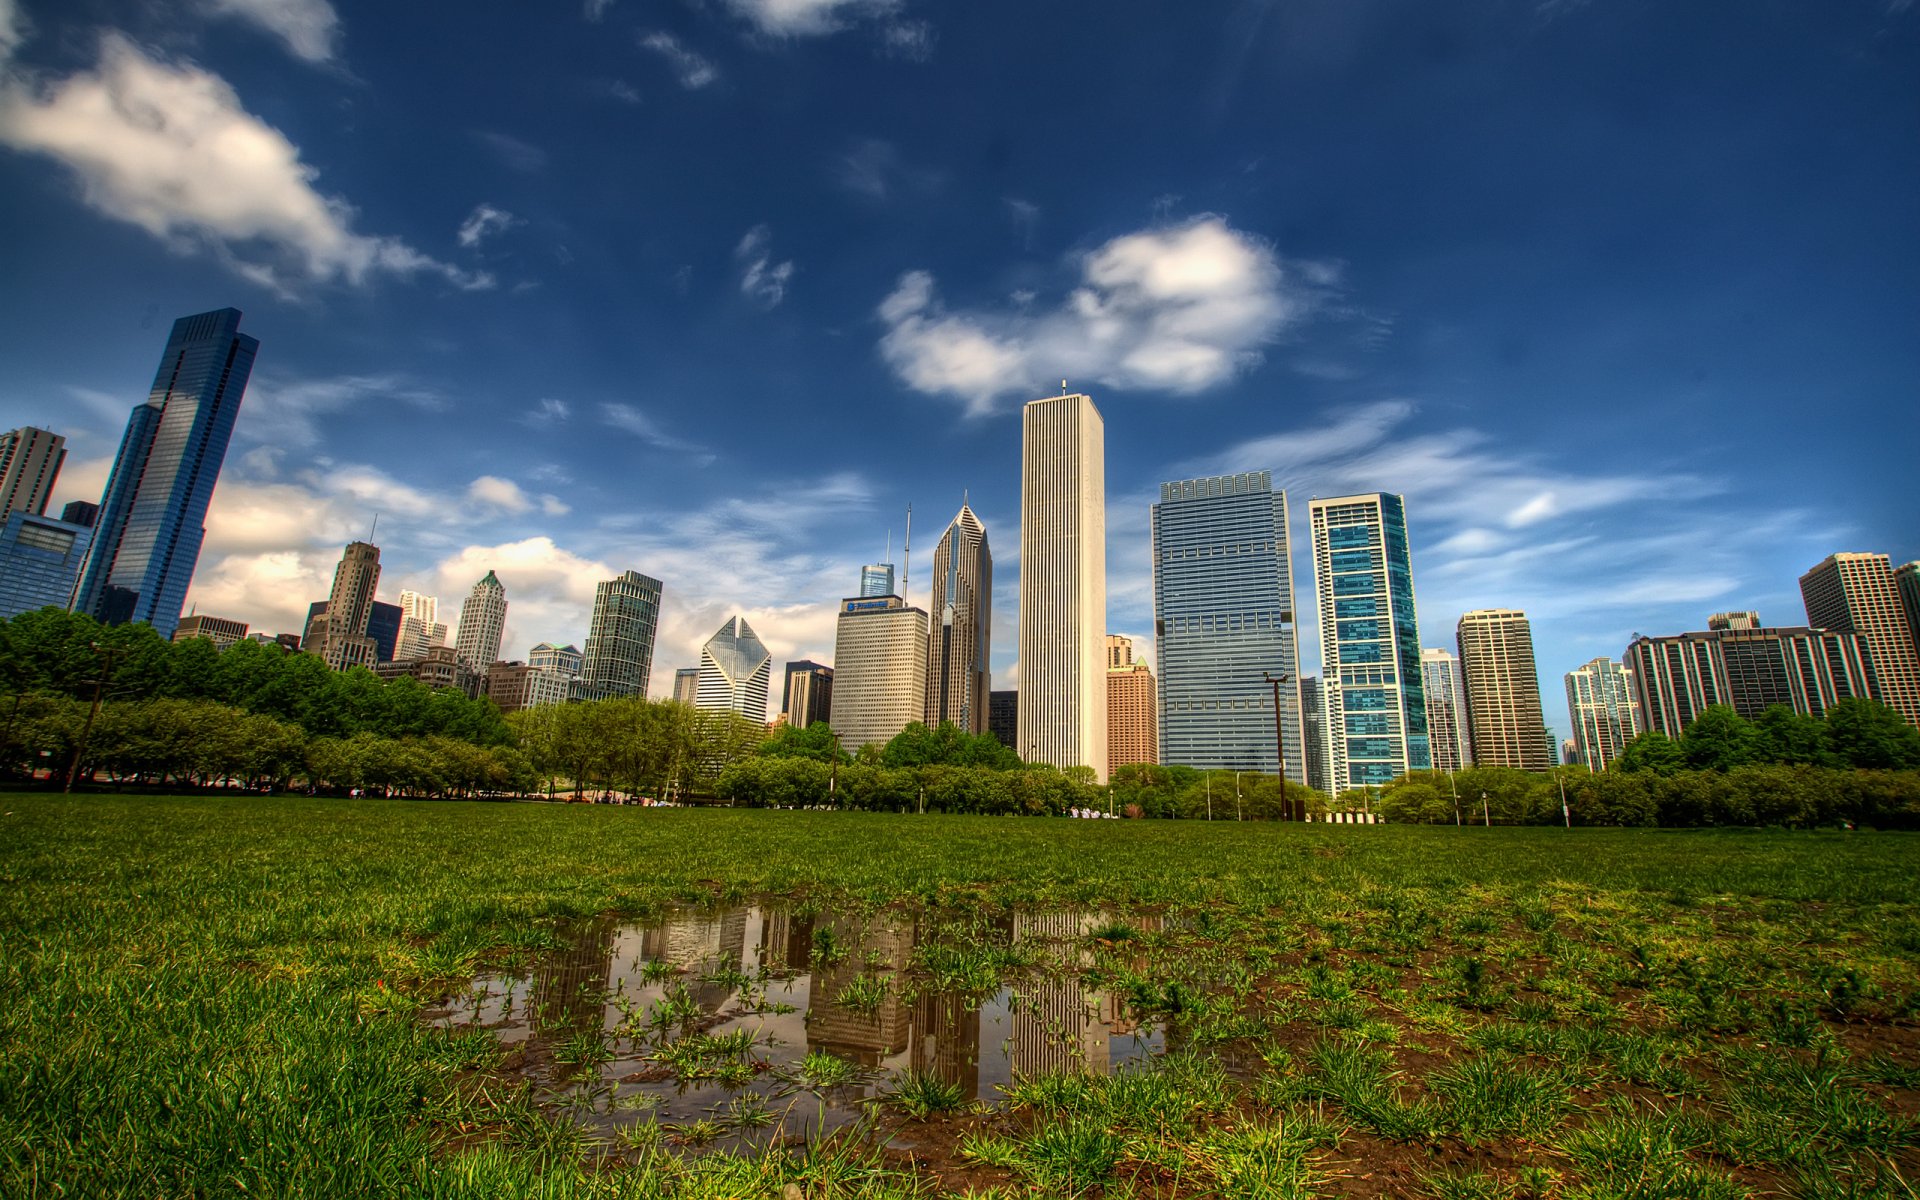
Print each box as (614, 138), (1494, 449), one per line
(884, 1070), (966, 1118)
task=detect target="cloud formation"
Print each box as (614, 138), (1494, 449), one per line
(734, 224), (793, 308)
(600, 403), (716, 465)
(719, 0), (902, 37)
(202, 0), (340, 62)
(457, 203), (519, 248)
(0, 35), (490, 294)
(467, 475), (570, 517)
(877, 216), (1322, 414)
(640, 32), (718, 89)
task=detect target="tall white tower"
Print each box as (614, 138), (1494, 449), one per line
(454, 571), (508, 668)
(1017, 392), (1107, 781)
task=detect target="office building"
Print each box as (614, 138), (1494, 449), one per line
(308, 541), (382, 671)
(1300, 676), (1328, 793)
(1018, 392), (1107, 781)
(0, 512), (92, 619)
(0, 426), (65, 518)
(454, 571), (508, 669)
(696, 616), (771, 721)
(60, 500), (99, 528)
(1456, 609), (1552, 771)
(375, 645), (481, 697)
(832, 594), (928, 750)
(529, 643), (583, 678)
(577, 570), (663, 701)
(782, 660), (833, 728)
(173, 614), (248, 649)
(1151, 472), (1305, 777)
(1627, 622), (1879, 735)
(924, 502), (992, 733)
(74, 309), (259, 638)
(989, 690), (1018, 749)
(1801, 553), (1920, 725)
(1308, 492), (1429, 790)
(671, 667), (700, 706)
(1420, 648), (1472, 774)
(366, 601), (401, 663)
(1565, 657), (1640, 772)
(1898, 562), (1920, 658)
(859, 563), (896, 599)
(395, 590), (444, 660)
(484, 661), (572, 713)
(1106, 636), (1157, 776)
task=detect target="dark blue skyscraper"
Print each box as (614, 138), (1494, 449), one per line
(74, 309), (258, 638)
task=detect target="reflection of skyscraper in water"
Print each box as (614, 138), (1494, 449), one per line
(639, 908), (749, 1015)
(1008, 912), (1108, 1077)
(806, 914), (914, 1066)
(757, 910), (814, 974)
(531, 919), (615, 1035)
(912, 990), (982, 1098)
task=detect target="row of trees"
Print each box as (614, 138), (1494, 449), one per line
(1613, 701), (1920, 773)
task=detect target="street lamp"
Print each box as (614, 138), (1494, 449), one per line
(1263, 672), (1291, 821)
(1235, 770), (1243, 821)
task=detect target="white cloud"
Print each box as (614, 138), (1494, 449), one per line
(600, 403), (715, 464)
(202, 0), (340, 63)
(0, 36), (490, 294)
(0, 0), (27, 63)
(734, 224), (793, 308)
(522, 398), (571, 426)
(640, 32), (718, 89)
(877, 216), (1323, 414)
(719, 0), (901, 37)
(584, 0), (616, 21)
(878, 20), (933, 59)
(237, 374), (445, 448)
(472, 131), (546, 173)
(466, 475), (570, 518)
(457, 203), (519, 248)
(836, 138), (942, 202)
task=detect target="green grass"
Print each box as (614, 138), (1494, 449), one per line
(3, 794), (1918, 1197)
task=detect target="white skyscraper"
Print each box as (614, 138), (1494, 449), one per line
(1420, 648), (1473, 774)
(454, 571), (507, 668)
(1017, 392), (1107, 781)
(0, 426), (65, 519)
(696, 616), (771, 721)
(924, 502), (991, 734)
(834, 594), (929, 750)
(395, 589), (445, 660)
(1565, 657), (1641, 771)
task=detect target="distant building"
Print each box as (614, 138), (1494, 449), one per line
(273, 633), (302, 653)
(1564, 657), (1640, 772)
(1300, 676), (1328, 793)
(832, 595), (928, 751)
(485, 661), (572, 713)
(0, 426), (65, 518)
(1019, 392), (1107, 781)
(1801, 553), (1920, 726)
(1626, 623), (1879, 735)
(577, 570), (663, 701)
(1106, 638), (1157, 777)
(529, 642), (583, 678)
(671, 667), (700, 706)
(1152, 471), (1304, 777)
(375, 645), (480, 697)
(1708, 612), (1761, 631)
(923, 503), (992, 734)
(367, 601), (402, 663)
(1309, 492), (1430, 790)
(988, 690), (1018, 749)
(696, 616), (771, 721)
(1898, 562), (1920, 660)
(0, 512), (92, 619)
(60, 500), (99, 528)
(73, 309), (257, 639)
(1456, 609), (1552, 771)
(859, 563), (896, 598)
(1420, 648), (1473, 774)
(396, 590), (444, 660)
(173, 614), (248, 649)
(310, 541), (382, 671)
(454, 571), (508, 669)
(782, 660), (833, 728)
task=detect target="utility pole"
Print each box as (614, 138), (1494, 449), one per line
(1558, 770), (1571, 828)
(1264, 672), (1291, 820)
(63, 642), (124, 795)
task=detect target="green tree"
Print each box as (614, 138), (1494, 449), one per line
(1753, 705), (1831, 766)
(1680, 705), (1760, 772)
(1616, 730), (1686, 775)
(759, 721), (848, 762)
(1824, 698), (1920, 770)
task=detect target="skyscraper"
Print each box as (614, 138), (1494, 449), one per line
(529, 643), (583, 678)
(672, 668), (700, 706)
(0, 426), (65, 518)
(1626, 622), (1878, 734)
(1151, 472), (1304, 778)
(74, 309), (259, 638)
(782, 660), (833, 728)
(1419, 648), (1472, 775)
(696, 616), (771, 720)
(859, 563), (896, 598)
(1456, 609), (1552, 771)
(1801, 553), (1920, 726)
(454, 571), (508, 668)
(1898, 562), (1920, 659)
(311, 541), (382, 671)
(1018, 392), (1107, 781)
(1300, 676), (1329, 794)
(577, 570), (663, 701)
(1565, 657), (1640, 771)
(395, 590), (445, 660)
(833, 595), (928, 750)
(1105, 636), (1157, 777)
(988, 690), (1018, 749)
(1308, 492), (1429, 790)
(924, 502), (992, 733)
(0, 511), (92, 619)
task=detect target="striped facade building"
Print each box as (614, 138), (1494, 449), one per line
(1625, 623), (1879, 736)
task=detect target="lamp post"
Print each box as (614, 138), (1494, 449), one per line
(1235, 770), (1243, 821)
(1205, 773), (1212, 821)
(1263, 672), (1291, 821)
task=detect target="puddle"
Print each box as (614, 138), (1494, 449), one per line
(422, 904), (1166, 1152)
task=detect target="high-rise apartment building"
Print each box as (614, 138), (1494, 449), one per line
(1627, 622), (1879, 735)
(832, 595), (928, 750)
(672, 668), (700, 706)
(782, 660), (833, 728)
(529, 643), (583, 678)
(311, 541), (382, 671)
(1801, 553), (1920, 725)
(0, 426), (65, 518)
(577, 570), (663, 701)
(1565, 657), (1640, 771)
(1897, 562), (1920, 659)
(696, 616), (771, 721)
(454, 571), (508, 668)
(1106, 635), (1157, 777)
(1456, 609), (1552, 771)
(173, 614), (248, 649)
(1018, 392), (1107, 781)
(1420, 648), (1472, 774)
(924, 503), (992, 733)
(860, 563), (896, 598)
(1151, 472), (1304, 777)
(395, 590), (445, 660)
(0, 511), (92, 619)
(1300, 676), (1328, 793)
(74, 309), (259, 638)
(1308, 492), (1429, 790)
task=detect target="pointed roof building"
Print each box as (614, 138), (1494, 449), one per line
(696, 615), (771, 721)
(924, 501), (992, 734)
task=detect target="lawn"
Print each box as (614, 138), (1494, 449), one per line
(2, 795), (1916, 1198)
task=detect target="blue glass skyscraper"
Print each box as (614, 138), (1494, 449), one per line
(1151, 472), (1304, 779)
(1308, 492), (1430, 790)
(74, 309), (258, 638)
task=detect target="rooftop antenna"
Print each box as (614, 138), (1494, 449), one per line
(903, 504), (912, 597)
(884, 529), (891, 565)
(1061, 379), (1069, 395)
(368, 512), (379, 542)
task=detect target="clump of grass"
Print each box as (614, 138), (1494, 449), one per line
(885, 1070), (966, 1118)
(1427, 1055), (1572, 1144)
(832, 972), (890, 1014)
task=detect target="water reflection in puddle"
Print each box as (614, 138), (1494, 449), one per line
(423, 905), (1165, 1151)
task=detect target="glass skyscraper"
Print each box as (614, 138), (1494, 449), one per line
(1308, 492), (1429, 790)
(74, 309), (258, 638)
(577, 570), (663, 700)
(1151, 472), (1304, 778)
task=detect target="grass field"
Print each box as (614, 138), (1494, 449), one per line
(2, 795), (1917, 1198)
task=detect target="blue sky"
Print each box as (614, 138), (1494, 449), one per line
(1, 0), (1915, 737)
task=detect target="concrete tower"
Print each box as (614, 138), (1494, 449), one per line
(0, 427), (65, 519)
(924, 502), (992, 734)
(834, 594), (928, 750)
(1801, 553), (1920, 725)
(1565, 657), (1640, 771)
(1456, 609), (1552, 771)
(454, 571), (508, 668)
(1420, 648), (1472, 774)
(313, 541), (382, 671)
